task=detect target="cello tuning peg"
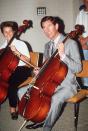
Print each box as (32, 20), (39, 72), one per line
(23, 20), (33, 28)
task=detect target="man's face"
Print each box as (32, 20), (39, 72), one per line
(3, 26), (14, 42)
(42, 20), (59, 40)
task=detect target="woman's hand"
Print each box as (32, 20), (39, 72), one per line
(10, 45), (21, 57)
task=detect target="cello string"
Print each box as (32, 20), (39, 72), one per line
(21, 48), (59, 92)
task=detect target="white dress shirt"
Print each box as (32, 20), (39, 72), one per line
(76, 9), (88, 38)
(52, 34), (65, 60)
(76, 9), (88, 86)
(0, 38), (30, 66)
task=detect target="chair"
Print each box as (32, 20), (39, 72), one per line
(66, 60), (88, 131)
(18, 52), (43, 88)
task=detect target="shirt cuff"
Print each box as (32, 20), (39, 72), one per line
(60, 54), (66, 61)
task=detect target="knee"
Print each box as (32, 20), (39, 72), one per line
(51, 95), (64, 105)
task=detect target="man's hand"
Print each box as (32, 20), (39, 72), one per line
(33, 67), (40, 76)
(57, 42), (65, 60)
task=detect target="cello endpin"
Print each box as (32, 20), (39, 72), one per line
(18, 120), (28, 131)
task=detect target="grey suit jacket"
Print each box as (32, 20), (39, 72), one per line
(43, 34), (82, 95)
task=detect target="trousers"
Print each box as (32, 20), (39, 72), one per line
(43, 85), (74, 131)
(8, 66), (33, 107)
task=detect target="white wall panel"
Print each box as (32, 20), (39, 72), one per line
(0, 0), (81, 52)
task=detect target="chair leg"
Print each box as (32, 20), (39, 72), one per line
(74, 103), (80, 131)
(0, 104), (1, 111)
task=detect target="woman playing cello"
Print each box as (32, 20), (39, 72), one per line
(0, 21), (33, 120)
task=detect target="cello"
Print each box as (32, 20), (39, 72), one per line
(0, 20), (33, 104)
(18, 25), (84, 124)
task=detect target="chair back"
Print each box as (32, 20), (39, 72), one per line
(76, 60), (88, 78)
(18, 52), (43, 88)
(29, 52), (43, 67)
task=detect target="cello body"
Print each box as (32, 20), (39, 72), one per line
(0, 48), (19, 104)
(19, 89), (51, 122)
(18, 55), (68, 122)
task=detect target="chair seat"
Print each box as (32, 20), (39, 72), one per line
(66, 89), (88, 103)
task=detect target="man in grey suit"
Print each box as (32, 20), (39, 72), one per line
(26, 16), (82, 131)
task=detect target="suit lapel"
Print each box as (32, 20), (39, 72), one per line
(45, 34), (65, 59)
(58, 34), (65, 44)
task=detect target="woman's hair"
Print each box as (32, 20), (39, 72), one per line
(40, 16), (65, 34)
(0, 21), (18, 33)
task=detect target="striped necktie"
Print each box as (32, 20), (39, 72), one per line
(51, 41), (55, 55)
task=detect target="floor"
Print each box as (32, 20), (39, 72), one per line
(0, 98), (88, 131)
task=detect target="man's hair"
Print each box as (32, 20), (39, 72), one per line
(79, 4), (85, 11)
(0, 21), (18, 33)
(40, 16), (65, 34)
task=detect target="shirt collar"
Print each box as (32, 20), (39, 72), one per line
(52, 34), (61, 47)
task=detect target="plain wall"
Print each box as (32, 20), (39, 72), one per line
(0, 0), (82, 52)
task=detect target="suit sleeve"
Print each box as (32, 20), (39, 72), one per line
(62, 39), (82, 73)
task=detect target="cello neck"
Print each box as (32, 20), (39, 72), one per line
(35, 48), (58, 80)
